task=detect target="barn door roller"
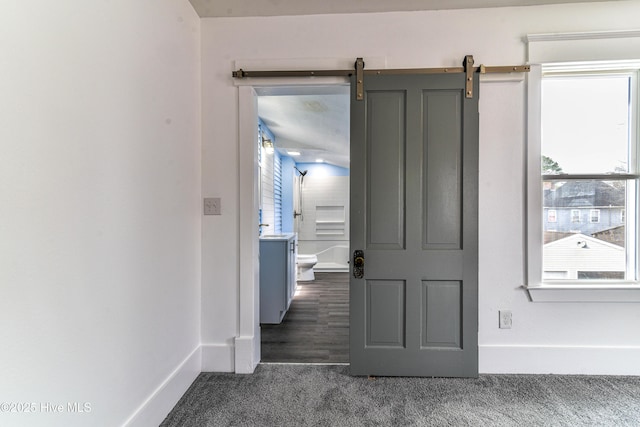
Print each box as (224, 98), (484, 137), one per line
(232, 56), (530, 101)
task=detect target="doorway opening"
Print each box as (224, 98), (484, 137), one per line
(255, 85), (351, 364)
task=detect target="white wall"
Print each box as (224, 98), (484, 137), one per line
(297, 176), (349, 255)
(0, 1), (202, 426)
(202, 1), (640, 375)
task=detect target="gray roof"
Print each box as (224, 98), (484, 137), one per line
(544, 181), (624, 207)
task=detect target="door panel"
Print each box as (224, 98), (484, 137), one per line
(423, 90), (462, 250)
(366, 280), (406, 348)
(366, 91), (406, 250)
(422, 280), (462, 349)
(350, 72), (478, 377)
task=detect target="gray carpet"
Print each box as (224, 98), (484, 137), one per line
(161, 364), (640, 426)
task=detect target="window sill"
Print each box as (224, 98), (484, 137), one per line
(524, 283), (640, 302)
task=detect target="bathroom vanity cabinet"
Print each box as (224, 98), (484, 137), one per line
(259, 233), (297, 324)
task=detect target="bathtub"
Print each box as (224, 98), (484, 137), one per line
(313, 245), (349, 272)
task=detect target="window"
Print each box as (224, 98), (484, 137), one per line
(570, 209), (581, 223)
(526, 31), (640, 301)
(529, 61), (640, 290)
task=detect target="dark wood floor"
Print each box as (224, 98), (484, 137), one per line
(261, 272), (349, 363)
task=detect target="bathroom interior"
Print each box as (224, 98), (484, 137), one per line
(257, 86), (350, 363)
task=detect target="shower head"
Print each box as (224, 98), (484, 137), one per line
(294, 166), (308, 177)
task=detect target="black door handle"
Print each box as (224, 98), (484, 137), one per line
(353, 250), (364, 279)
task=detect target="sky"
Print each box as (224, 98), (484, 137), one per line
(541, 75), (631, 175)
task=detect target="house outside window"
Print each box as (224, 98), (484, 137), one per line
(590, 209), (601, 223)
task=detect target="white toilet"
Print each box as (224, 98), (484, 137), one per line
(296, 254), (318, 281)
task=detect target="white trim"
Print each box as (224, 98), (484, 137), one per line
(527, 30), (640, 43)
(479, 73), (525, 83)
(525, 54), (640, 300)
(526, 64), (543, 288)
(527, 30), (640, 64)
(236, 64), (359, 374)
(201, 343), (235, 372)
(237, 86), (261, 374)
(480, 344), (640, 375)
(123, 345), (201, 427)
(234, 335), (260, 374)
(630, 74), (640, 281)
(525, 285), (640, 302)
(234, 76), (348, 88)
(543, 60), (640, 74)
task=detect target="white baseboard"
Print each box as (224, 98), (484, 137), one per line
(201, 343), (235, 372)
(480, 344), (640, 375)
(124, 345), (201, 427)
(123, 342), (239, 427)
(235, 335), (260, 374)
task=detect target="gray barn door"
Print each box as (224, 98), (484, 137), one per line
(349, 72), (479, 377)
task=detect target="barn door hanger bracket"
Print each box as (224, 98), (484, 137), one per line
(464, 55), (474, 99)
(355, 58), (365, 101)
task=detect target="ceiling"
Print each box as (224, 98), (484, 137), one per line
(189, 0), (624, 17)
(258, 88), (350, 168)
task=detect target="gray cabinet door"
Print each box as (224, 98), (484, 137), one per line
(349, 72), (479, 377)
(260, 237), (295, 324)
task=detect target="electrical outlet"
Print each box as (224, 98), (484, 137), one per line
(499, 310), (512, 329)
(204, 198), (221, 215)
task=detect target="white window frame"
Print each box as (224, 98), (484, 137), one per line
(590, 209), (600, 223)
(547, 209), (557, 223)
(570, 209), (581, 223)
(526, 31), (640, 302)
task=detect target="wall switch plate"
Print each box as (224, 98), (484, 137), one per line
(204, 198), (221, 215)
(499, 310), (512, 329)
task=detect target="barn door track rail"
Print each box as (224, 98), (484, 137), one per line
(232, 55), (530, 100)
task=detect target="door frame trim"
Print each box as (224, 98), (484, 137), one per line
(236, 76), (350, 373)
